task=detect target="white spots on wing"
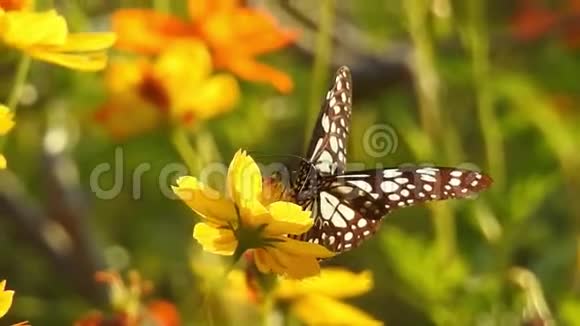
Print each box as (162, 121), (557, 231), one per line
(329, 97), (336, 108)
(330, 122), (336, 133)
(395, 177), (409, 184)
(417, 167), (439, 175)
(338, 151), (345, 162)
(400, 189), (410, 197)
(311, 138), (323, 160)
(407, 184), (416, 190)
(388, 194), (400, 201)
(471, 180), (478, 187)
(337, 204), (355, 221)
(347, 180), (372, 193)
(344, 243), (352, 249)
(336, 80), (343, 90)
(329, 136), (338, 152)
(338, 138), (344, 149)
(461, 188), (468, 193)
(363, 230), (371, 236)
(326, 91), (332, 100)
(320, 191), (339, 221)
(383, 169), (402, 178)
(423, 184), (433, 192)
(450, 170), (463, 177)
(318, 150), (334, 173)
(357, 219), (367, 228)
(334, 105), (340, 114)
(344, 232), (353, 241)
(419, 192), (425, 198)
(430, 194), (437, 199)
(381, 180), (399, 193)
(475, 173), (482, 180)
(407, 199), (414, 204)
(322, 114), (330, 132)
(339, 119), (345, 127)
(341, 93), (347, 102)
(421, 174), (437, 183)
(328, 236), (335, 245)
(331, 215), (347, 228)
(449, 178), (461, 186)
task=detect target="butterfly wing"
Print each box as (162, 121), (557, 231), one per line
(298, 66), (353, 184)
(301, 167), (493, 252)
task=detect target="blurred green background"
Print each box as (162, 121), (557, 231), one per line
(2, 0), (580, 325)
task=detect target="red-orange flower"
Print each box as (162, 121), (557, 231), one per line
(511, 0), (580, 49)
(113, 0), (298, 93)
(0, 0), (28, 11)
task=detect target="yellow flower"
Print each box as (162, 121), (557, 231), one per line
(0, 280), (15, 319)
(95, 41), (239, 140)
(0, 9), (116, 71)
(173, 149), (334, 279)
(274, 268), (382, 326)
(0, 104), (15, 169)
(226, 268), (382, 325)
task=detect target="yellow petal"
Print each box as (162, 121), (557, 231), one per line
(26, 48), (109, 71)
(265, 201), (312, 236)
(0, 280), (14, 319)
(173, 73), (239, 121)
(254, 245), (329, 279)
(254, 247), (286, 274)
(291, 294), (382, 326)
(227, 150), (263, 210)
(276, 237), (335, 258)
(276, 268), (374, 299)
(172, 176), (237, 226)
(0, 154), (6, 169)
(153, 41), (212, 94)
(269, 248), (321, 279)
(0, 104), (14, 135)
(56, 32), (117, 52)
(193, 222), (237, 255)
(0, 10), (67, 48)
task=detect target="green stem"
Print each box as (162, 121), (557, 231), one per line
(403, 0), (455, 259)
(0, 55), (32, 152)
(465, 0), (505, 190)
(170, 127), (199, 174)
(305, 0), (335, 149)
(7, 55), (32, 112)
(403, 0), (442, 143)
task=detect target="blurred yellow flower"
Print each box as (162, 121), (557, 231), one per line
(0, 280), (14, 319)
(227, 268), (382, 325)
(275, 268), (381, 326)
(112, 0), (298, 93)
(96, 41), (239, 140)
(173, 149), (334, 279)
(0, 9), (116, 71)
(0, 104), (15, 169)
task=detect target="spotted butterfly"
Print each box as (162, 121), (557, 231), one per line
(289, 66), (492, 253)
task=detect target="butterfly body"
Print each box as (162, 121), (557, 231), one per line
(287, 66), (492, 254)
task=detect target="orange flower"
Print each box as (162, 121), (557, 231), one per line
(113, 0), (298, 93)
(95, 41), (239, 140)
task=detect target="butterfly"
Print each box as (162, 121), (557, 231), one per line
(287, 66), (493, 253)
